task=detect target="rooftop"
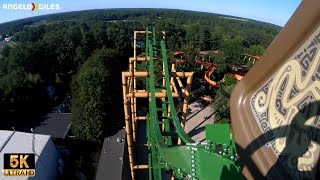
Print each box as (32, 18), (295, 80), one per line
(14, 107), (71, 139)
(96, 129), (130, 180)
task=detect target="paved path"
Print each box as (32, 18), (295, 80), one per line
(184, 100), (216, 142)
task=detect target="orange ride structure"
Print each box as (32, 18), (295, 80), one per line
(174, 54), (259, 103)
(174, 54), (260, 88)
(204, 65), (220, 87)
(201, 54), (260, 87)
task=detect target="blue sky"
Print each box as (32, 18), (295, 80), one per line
(0, 0), (302, 26)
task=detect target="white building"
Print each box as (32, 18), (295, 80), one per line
(0, 130), (60, 180)
(4, 36), (12, 42)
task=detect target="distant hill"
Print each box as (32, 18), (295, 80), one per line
(0, 8), (281, 35)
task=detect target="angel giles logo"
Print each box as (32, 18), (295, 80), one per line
(2, 2), (60, 11)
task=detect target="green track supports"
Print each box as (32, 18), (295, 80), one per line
(144, 27), (244, 180)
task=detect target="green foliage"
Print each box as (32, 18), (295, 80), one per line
(71, 48), (120, 142)
(224, 73), (237, 86)
(244, 45), (265, 67)
(243, 29), (273, 48)
(213, 53), (227, 80)
(199, 28), (211, 50)
(245, 45), (265, 56)
(220, 37), (244, 66)
(180, 43), (198, 62)
(213, 74), (237, 124)
(0, 67), (45, 121)
(211, 26), (224, 50)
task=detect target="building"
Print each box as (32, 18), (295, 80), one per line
(4, 36), (13, 42)
(0, 130), (62, 180)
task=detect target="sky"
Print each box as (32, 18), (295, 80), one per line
(0, 0), (302, 26)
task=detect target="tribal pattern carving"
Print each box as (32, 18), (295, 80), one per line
(251, 27), (320, 179)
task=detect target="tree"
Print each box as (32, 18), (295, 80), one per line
(211, 32), (222, 50)
(220, 36), (244, 66)
(245, 45), (265, 67)
(199, 28), (211, 50)
(213, 74), (236, 124)
(75, 46), (90, 68)
(245, 45), (265, 56)
(0, 67), (45, 121)
(214, 53), (228, 81)
(71, 52), (109, 142)
(185, 24), (200, 48)
(211, 26), (224, 50)
(71, 48), (123, 142)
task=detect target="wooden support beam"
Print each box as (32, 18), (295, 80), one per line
(121, 74), (135, 179)
(129, 58), (137, 142)
(122, 71), (193, 78)
(135, 116), (147, 120)
(126, 92), (180, 98)
(129, 57), (150, 61)
(178, 75), (193, 145)
(133, 165), (149, 169)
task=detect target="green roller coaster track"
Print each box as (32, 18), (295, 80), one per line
(145, 27), (244, 180)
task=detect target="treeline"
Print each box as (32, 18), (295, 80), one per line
(0, 9), (281, 33)
(0, 9), (281, 140)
